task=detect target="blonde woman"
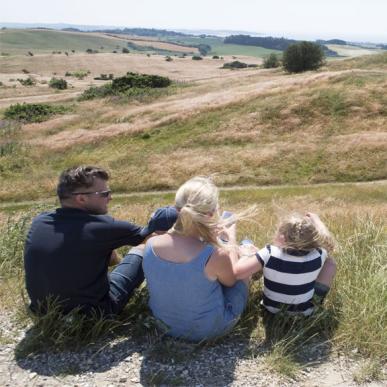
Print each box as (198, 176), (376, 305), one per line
(234, 212), (337, 316)
(142, 176), (248, 341)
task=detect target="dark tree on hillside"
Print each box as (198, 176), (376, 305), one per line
(283, 42), (324, 73)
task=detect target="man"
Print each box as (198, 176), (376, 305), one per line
(24, 166), (177, 315)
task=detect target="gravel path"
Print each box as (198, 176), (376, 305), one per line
(1, 312), (385, 387)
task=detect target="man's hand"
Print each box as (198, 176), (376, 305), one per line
(109, 251), (121, 266)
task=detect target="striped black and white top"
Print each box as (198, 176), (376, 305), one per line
(256, 245), (327, 316)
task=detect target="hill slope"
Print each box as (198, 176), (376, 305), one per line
(0, 52), (386, 201)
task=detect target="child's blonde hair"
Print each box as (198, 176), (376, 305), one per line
(275, 212), (335, 252)
(173, 176), (221, 246)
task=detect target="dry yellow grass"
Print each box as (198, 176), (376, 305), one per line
(1, 52), (387, 202)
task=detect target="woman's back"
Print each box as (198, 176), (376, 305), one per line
(143, 234), (242, 341)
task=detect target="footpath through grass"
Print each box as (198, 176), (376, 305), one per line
(0, 183), (386, 377)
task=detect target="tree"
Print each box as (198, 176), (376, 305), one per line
(263, 53), (280, 68)
(283, 41), (324, 73)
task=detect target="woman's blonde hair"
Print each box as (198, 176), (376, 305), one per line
(173, 176), (221, 246)
(276, 213), (335, 252)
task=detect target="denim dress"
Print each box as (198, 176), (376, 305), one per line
(143, 242), (248, 341)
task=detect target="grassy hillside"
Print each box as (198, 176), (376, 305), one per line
(0, 63), (386, 201)
(328, 51), (387, 70)
(0, 29), (133, 54)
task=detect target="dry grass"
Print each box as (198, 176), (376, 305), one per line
(1, 53), (387, 202)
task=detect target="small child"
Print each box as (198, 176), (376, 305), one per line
(235, 212), (337, 316)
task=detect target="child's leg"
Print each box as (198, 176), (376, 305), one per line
(314, 257), (337, 304)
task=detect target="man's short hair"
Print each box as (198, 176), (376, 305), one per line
(57, 166), (109, 200)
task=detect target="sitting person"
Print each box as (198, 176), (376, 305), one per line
(234, 212), (337, 316)
(24, 165), (177, 316)
(142, 176), (249, 341)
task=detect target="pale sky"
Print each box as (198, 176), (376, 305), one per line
(2, 0), (387, 43)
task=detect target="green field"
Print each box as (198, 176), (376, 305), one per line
(0, 29), (281, 58)
(0, 29), (132, 54)
(164, 35), (281, 57)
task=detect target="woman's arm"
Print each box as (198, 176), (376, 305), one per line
(205, 246), (239, 286)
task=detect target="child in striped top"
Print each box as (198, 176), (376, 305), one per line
(234, 212), (337, 315)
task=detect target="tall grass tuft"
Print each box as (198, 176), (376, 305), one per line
(0, 212), (33, 277)
(332, 215), (387, 359)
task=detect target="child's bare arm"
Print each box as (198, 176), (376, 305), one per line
(233, 251), (263, 280)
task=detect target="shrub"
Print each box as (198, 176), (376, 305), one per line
(27, 51), (34, 56)
(78, 84), (114, 100)
(93, 74), (114, 80)
(212, 55), (220, 59)
(112, 73), (171, 91)
(22, 69), (30, 74)
(79, 73), (171, 101)
(283, 41), (325, 73)
(3, 103), (68, 123)
(222, 61), (248, 69)
(65, 70), (90, 79)
(263, 53), (280, 68)
(122, 47), (130, 54)
(17, 77), (36, 86)
(49, 78), (67, 90)
(165, 56), (173, 62)
(192, 55), (203, 60)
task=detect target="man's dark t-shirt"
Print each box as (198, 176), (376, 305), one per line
(24, 208), (146, 313)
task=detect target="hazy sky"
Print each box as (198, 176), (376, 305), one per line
(2, 0), (387, 42)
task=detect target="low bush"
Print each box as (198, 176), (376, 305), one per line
(122, 47), (130, 54)
(17, 77), (36, 86)
(94, 74), (114, 80)
(165, 56), (173, 62)
(49, 78), (67, 90)
(65, 70), (90, 79)
(112, 73), (171, 90)
(212, 55), (220, 59)
(79, 84), (114, 100)
(222, 61), (248, 69)
(3, 103), (68, 123)
(263, 53), (281, 68)
(80, 73), (171, 100)
(192, 55), (203, 60)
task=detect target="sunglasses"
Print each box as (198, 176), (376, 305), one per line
(71, 190), (111, 198)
